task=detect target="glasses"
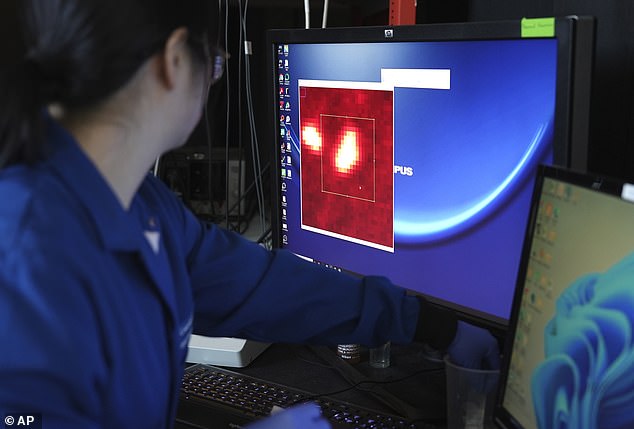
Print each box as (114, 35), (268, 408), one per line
(208, 46), (229, 85)
(189, 33), (228, 87)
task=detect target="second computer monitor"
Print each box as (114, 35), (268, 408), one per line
(495, 165), (634, 429)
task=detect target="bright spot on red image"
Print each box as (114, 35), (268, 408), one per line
(302, 125), (322, 153)
(335, 129), (360, 174)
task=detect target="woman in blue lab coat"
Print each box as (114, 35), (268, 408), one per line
(0, 1), (498, 428)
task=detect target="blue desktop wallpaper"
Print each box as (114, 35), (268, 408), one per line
(278, 38), (557, 321)
(531, 252), (634, 429)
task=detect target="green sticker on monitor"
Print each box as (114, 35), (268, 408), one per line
(521, 17), (555, 38)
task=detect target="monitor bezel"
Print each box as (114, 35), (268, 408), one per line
(266, 16), (595, 332)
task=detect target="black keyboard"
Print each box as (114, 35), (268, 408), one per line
(176, 364), (434, 428)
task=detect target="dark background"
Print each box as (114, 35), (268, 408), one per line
(196, 0), (634, 189)
(3, 1), (631, 220)
(183, 0), (634, 227)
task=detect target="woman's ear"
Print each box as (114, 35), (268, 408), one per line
(157, 27), (190, 90)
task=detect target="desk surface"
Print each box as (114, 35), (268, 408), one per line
(204, 342), (449, 427)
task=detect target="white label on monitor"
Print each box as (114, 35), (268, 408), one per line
(621, 183), (634, 203)
(380, 68), (451, 89)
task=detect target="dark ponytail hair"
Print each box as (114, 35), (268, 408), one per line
(0, 0), (213, 169)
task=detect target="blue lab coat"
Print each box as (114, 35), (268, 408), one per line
(0, 120), (420, 428)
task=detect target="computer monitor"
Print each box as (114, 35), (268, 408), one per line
(494, 164), (634, 429)
(268, 17), (594, 329)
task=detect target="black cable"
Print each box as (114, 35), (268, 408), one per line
(241, 0), (267, 236)
(225, 161), (270, 217)
(288, 365), (442, 406)
(292, 346), (336, 370)
(291, 345), (442, 384)
(236, 0), (245, 228)
(204, 80), (216, 218)
(203, 0), (227, 220)
(223, 0), (231, 229)
(255, 226), (272, 245)
(285, 345), (443, 423)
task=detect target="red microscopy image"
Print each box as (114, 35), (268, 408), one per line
(299, 85), (394, 250)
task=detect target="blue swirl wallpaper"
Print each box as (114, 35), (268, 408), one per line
(531, 254), (634, 429)
(277, 37), (558, 321)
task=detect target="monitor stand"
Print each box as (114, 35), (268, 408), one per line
(186, 335), (270, 368)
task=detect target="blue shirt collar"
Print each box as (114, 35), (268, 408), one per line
(44, 117), (147, 252)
